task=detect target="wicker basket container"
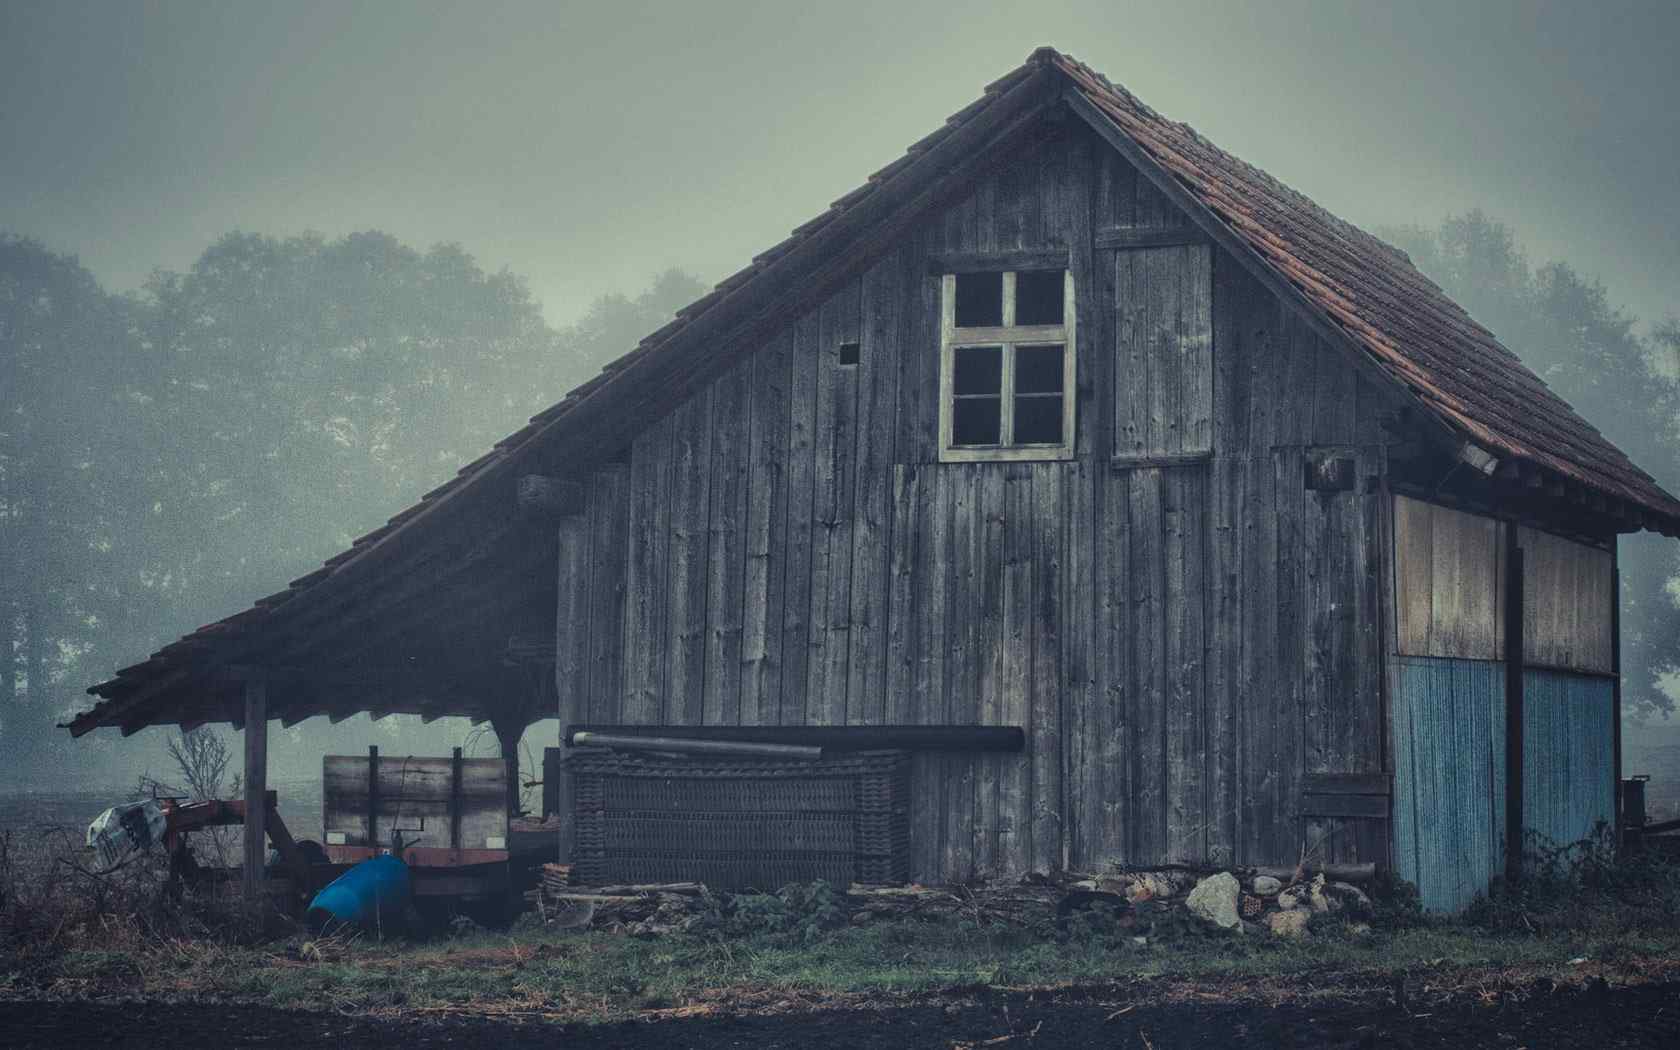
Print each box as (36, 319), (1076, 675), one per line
(568, 748), (910, 891)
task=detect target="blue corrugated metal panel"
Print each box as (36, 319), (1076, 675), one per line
(1392, 656), (1505, 912)
(1522, 669), (1614, 859)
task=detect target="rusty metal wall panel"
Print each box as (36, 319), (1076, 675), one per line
(1521, 669), (1615, 857)
(1391, 656), (1506, 912)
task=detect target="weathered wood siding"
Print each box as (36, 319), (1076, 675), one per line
(323, 755), (507, 851)
(1517, 526), (1613, 674)
(1518, 527), (1615, 857)
(554, 126), (1394, 877)
(1394, 496), (1507, 660)
(1388, 497), (1509, 910)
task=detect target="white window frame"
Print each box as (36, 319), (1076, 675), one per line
(938, 269), (1076, 463)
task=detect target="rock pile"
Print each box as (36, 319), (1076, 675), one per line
(525, 863), (1376, 940)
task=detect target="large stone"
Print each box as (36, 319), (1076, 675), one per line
(1185, 872), (1241, 929)
(1267, 910), (1311, 939)
(1328, 881), (1373, 914)
(1251, 875), (1283, 897)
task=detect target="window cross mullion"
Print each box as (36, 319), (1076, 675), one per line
(1000, 341), (1015, 446)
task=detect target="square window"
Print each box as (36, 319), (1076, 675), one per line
(953, 346), (1002, 395)
(954, 271), (1003, 327)
(1014, 344), (1064, 394)
(952, 397), (1002, 446)
(1013, 395), (1063, 444)
(1014, 270), (1064, 326)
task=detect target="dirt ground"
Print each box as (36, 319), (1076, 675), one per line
(5, 979), (1678, 1049)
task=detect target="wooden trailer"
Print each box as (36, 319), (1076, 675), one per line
(72, 48), (1680, 912)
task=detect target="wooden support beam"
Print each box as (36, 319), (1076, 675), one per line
(241, 675), (268, 913)
(926, 248), (1069, 274)
(516, 475), (586, 522)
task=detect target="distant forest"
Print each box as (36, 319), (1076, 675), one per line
(0, 229), (703, 784)
(2, 214), (1677, 786)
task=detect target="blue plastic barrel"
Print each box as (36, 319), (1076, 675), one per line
(306, 855), (411, 928)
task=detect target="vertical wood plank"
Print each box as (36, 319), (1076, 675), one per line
(974, 466), (1007, 873)
(943, 467), (980, 879)
(847, 250), (902, 726)
(1062, 459), (1095, 870)
(1129, 466), (1166, 861)
(998, 465), (1034, 872)
(1164, 466), (1208, 862)
(1068, 134), (1098, 461)
(704, 359), (751, 725)
(554, 512), (590, 859)
(623, 417), (673, 724)
(916, 468), (951, 877)
(1182, 244), (1214, 454)
(1394, 495), (1434, 658)
(1206, 252), (1248, 865)
(1272, 448), (1306, 863)
(779, 311), (821, 725)
(1240, 448), (1278, 864)
(884, 464), (920, 726)
(665, 387), (714, 726)
(742, 332), (791, 726)
(1029, 464), (1064, 871)
(895, 226), (940, 466)
(585, 466), (630, 723)
(807, 281), (861, 725)
(1114, 250), (1146, 457)
(1094, 466), (1133, 864)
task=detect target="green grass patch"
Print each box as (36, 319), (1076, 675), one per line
(9, 915), (1679, 1023)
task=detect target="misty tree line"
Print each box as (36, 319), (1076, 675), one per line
(1383, 214), (1680, 725)
(2, 213), (1678, 783)
(0, 229), (702, 780)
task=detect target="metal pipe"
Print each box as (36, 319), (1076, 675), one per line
(570, 732), (823, 760)
(564, 723), (1023, 752)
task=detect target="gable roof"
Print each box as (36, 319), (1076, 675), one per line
(72, 48), (1680, 736)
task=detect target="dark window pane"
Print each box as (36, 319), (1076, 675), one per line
(953, 397), (1002, 446)
(1014, 395), (1064, 445)
(1015, 269), (1064, 325)
(838, 341), (859, 366)
(953, 345), (1002, 395)
(1015, 344), (1064, 394)
(954, 271), (1003, 327)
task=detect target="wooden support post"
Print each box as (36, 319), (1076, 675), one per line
(451, 746), (464, 851)
(241, 675), (268, 912)
(1612, 548), (1623, 851)
(492, 716), (524, 819)
(367, 745), (380, 850)
(1503, 531), (1525, 883)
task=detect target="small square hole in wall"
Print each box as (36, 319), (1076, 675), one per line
(838, 341), (860, 366)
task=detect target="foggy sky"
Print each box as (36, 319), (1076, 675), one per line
(4, 0), (1679, 333)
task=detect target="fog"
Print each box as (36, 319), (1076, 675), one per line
(3, 0), (1679, 793)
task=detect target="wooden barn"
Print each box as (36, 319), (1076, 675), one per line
(73, 49), (1680, 912)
